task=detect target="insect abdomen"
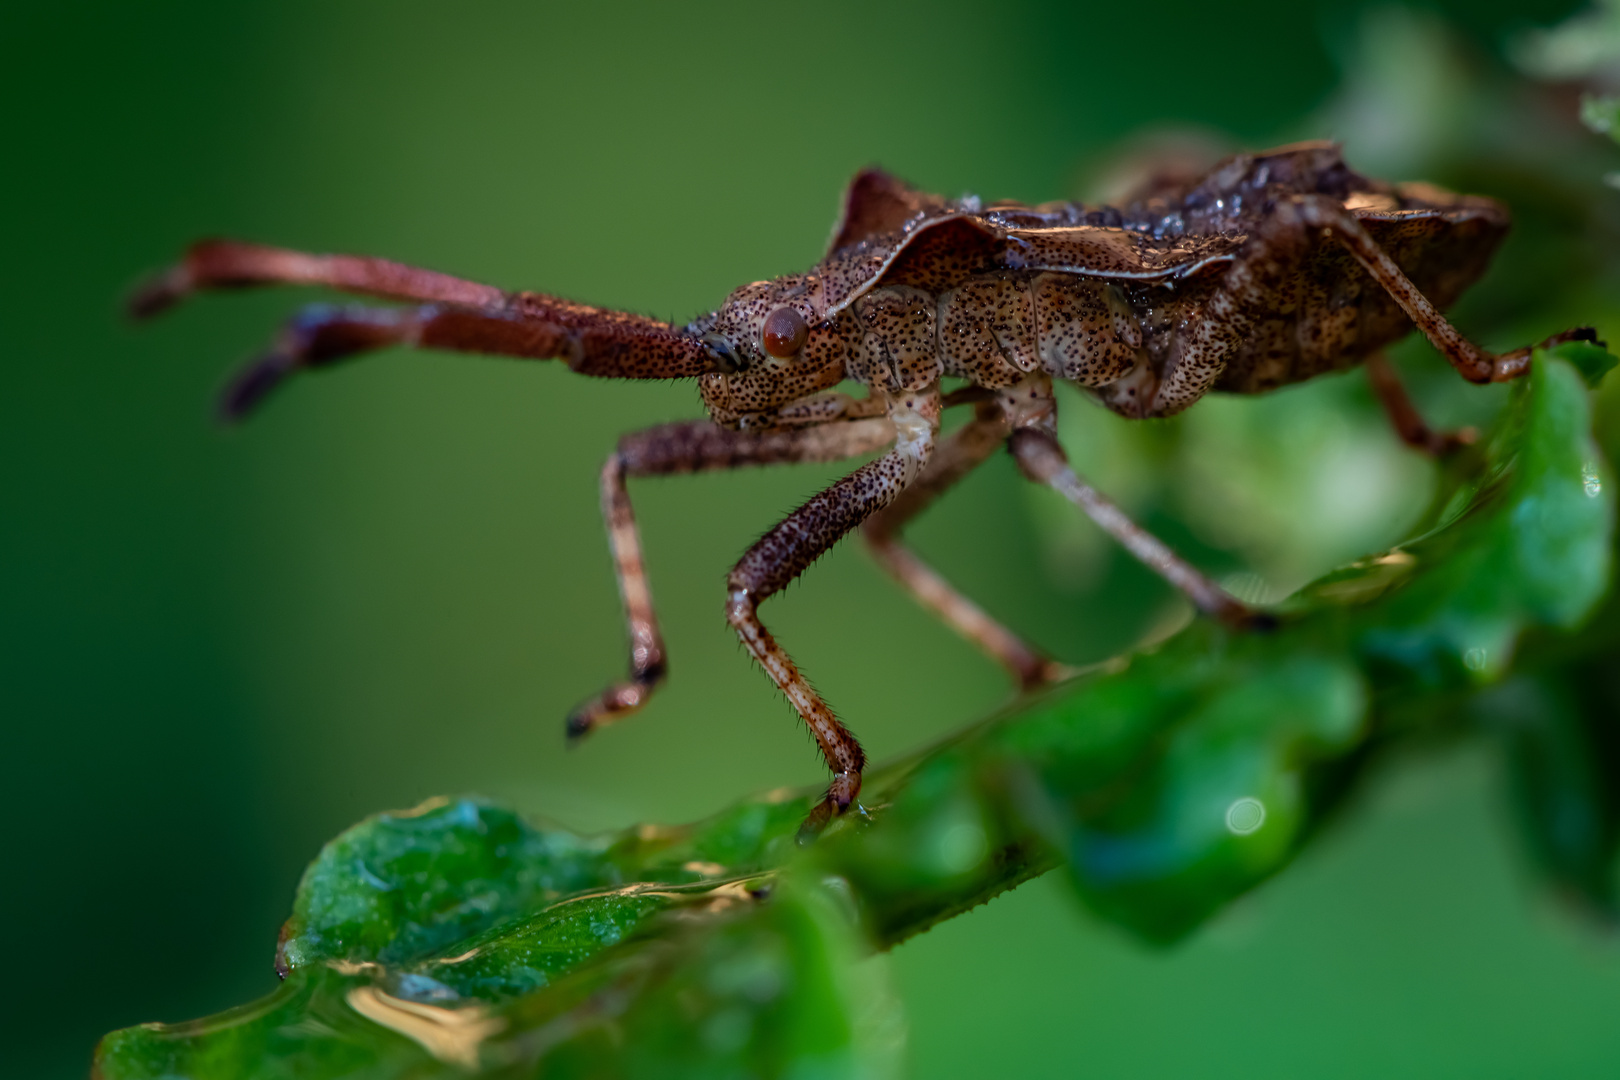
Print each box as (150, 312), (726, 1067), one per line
(852, 273), (1143, 393)
(1027, 273), (1142, 385)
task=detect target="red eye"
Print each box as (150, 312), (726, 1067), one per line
(761, 306), (809, 358)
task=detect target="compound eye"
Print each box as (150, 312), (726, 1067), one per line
(761, 306), (808, 359)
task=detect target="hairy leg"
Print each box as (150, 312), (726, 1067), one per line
(726, 392), (942, 836)
(1293, 196), (1598, 384)
(205, 299), (712, 419)
(863, 401), (1072, 689)
(1364, 352), (1475, 456)
(567, 416), (898, 739)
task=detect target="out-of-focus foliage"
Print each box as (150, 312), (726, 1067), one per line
(57, 3), (1620, 1076)
(1044, 6), (1620, 607)
(1049, 0), (1620, 929)
(1515, 0), (1620, 85)
(95, 348), (1615, 1078)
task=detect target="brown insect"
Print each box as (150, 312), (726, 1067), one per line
(132, 141), (1593, 836)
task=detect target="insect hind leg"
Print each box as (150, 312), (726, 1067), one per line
(1291, 195), (1598, 384)
(1365, 351), (1476, 456)
(1004, 377), (1269, 630)
(863, 399), (1074, 690)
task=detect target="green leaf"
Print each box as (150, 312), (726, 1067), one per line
(1554, 339), (1619, 388)
(989, 647), (1368, 941)
(274, 798), (619, 975)
(825, 352), (1612, 943)
(95, 352), (1616, 1078)
(98, 878), (901, 1080)
(1476, 673), (1620, 919)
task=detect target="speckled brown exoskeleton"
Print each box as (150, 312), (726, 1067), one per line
(132, 141), (1595, 836)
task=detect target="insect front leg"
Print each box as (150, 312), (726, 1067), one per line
(862, 400), (1073, 690)
(1290, 196), (1599, 385)
(1364, 352), (1475, 456)
(568, 416), (897, 739)
(726, 390), (942, 839)
(1005, 378), (1267, 629)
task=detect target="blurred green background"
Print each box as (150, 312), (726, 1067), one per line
(8, 1), (1619, 1077)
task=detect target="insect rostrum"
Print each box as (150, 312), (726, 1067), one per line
(132, 141), (1595, 838)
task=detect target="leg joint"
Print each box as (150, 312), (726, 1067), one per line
(724, 587), (755, 630)
(1007, 427), (1065, 483)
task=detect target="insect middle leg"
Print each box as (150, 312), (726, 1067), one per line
(727, 391), (941, 836)
(568, 416), (898, 738)
(1005, 379), (1265, 629)
(862, 400), (1073, 690)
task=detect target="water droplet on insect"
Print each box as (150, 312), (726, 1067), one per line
(1225, 797), (1266, 836)
(1582, 461), (1602, 497)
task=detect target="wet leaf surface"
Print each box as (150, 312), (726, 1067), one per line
(96, 350), (1615, 1078)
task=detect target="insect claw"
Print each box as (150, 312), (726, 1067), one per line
(563, 710), (595, 744)
(1489, 327), (1604, 383)
(1432, 426), (1479, 456)
(1022, 660), (1081, 690)
(796, 769), (863, 844)
(217, 352), (297, 422)
(126, 264), (193, 321)
(1241, 610), (1281, 633)
(1209, 594), (1282, 632)
(795, 803), (833, 846)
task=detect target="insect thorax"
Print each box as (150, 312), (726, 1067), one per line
(695, 271), (1164, 428)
